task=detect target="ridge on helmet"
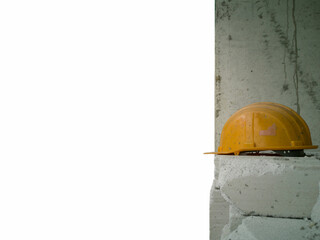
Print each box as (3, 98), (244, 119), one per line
(205, 102), (318, 155)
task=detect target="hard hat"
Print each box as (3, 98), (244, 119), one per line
(206, 102), (318, 155)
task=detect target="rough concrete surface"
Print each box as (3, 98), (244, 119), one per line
(215, 0), (320, 152)
(223, 216), (320, 240)
(216, 155), (320, 218)
(213, 0), (320, 238)
(210, 185), (230, 240)
(220, 205), (246, 240)
(311, 182), (320, 223)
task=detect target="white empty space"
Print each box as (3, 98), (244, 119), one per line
(0, 0), (215, 239)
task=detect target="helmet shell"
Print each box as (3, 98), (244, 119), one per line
(210, 102), (317, 155)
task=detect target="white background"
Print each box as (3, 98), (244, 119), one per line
(0, 0), (215, 239)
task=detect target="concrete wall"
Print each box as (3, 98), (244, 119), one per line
(215, 0), (320, 151)
(210, 155), (320, 240)
(211, 0), (320, 239)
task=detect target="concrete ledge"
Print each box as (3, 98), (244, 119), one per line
(224, 216), (320, 240)
(312, 182), (320, 223)
(216, 155), (320, 218)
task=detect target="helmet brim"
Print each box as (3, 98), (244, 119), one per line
(204, 145), (318, 155)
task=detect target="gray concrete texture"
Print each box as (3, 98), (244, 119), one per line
(311, 182), (320, 223)
(220, 205), (246, 240)
(223, 216), (320, 240)
(210, 186), (230, 240)
(216, 155), (320, 218)
(215, 0), (320, 152)
(211, 0), (320, 239)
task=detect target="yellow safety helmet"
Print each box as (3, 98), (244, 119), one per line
(206, 102), (318, 155)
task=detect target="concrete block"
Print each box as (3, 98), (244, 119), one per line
(217, 155), (320, 218)
(214, 156), (220, 189)
(224, 216), (320, 240)
(311, 182), (320, 223)
(210, 186), (230, 240)
(221, 205), (246, 240)
(228, 206), (246, 232)
(220, 224), (231, 240)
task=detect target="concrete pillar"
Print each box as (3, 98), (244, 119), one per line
(211, 0), (320, 239)
(215, 0), (320, 150)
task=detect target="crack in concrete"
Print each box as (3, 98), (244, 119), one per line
(215, 75), (222, 119)
(292, 0), (300, 115)
(282, 0), (289, 94)
(243, 212), (311, 220)
(262, 0), (302, 113)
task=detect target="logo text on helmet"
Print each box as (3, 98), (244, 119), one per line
(259, 123), (276, 136)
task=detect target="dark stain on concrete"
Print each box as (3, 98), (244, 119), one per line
(260, 1), (296, 64)
(216, 0), (231, 20)
(262, 32), (272, 62)
(270, 11), (289, 49)
(216, 0), (238, 21)
(215, 75), (222, 118)
(256, 0), (265, 23)
(256, 2), (272, 61)
(299, 71), (320, 110)
(282, 0), (289, 90)
(282, 83), (289, 93)
(292, 0), (300, 114)
(261, 0), (301, 113)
